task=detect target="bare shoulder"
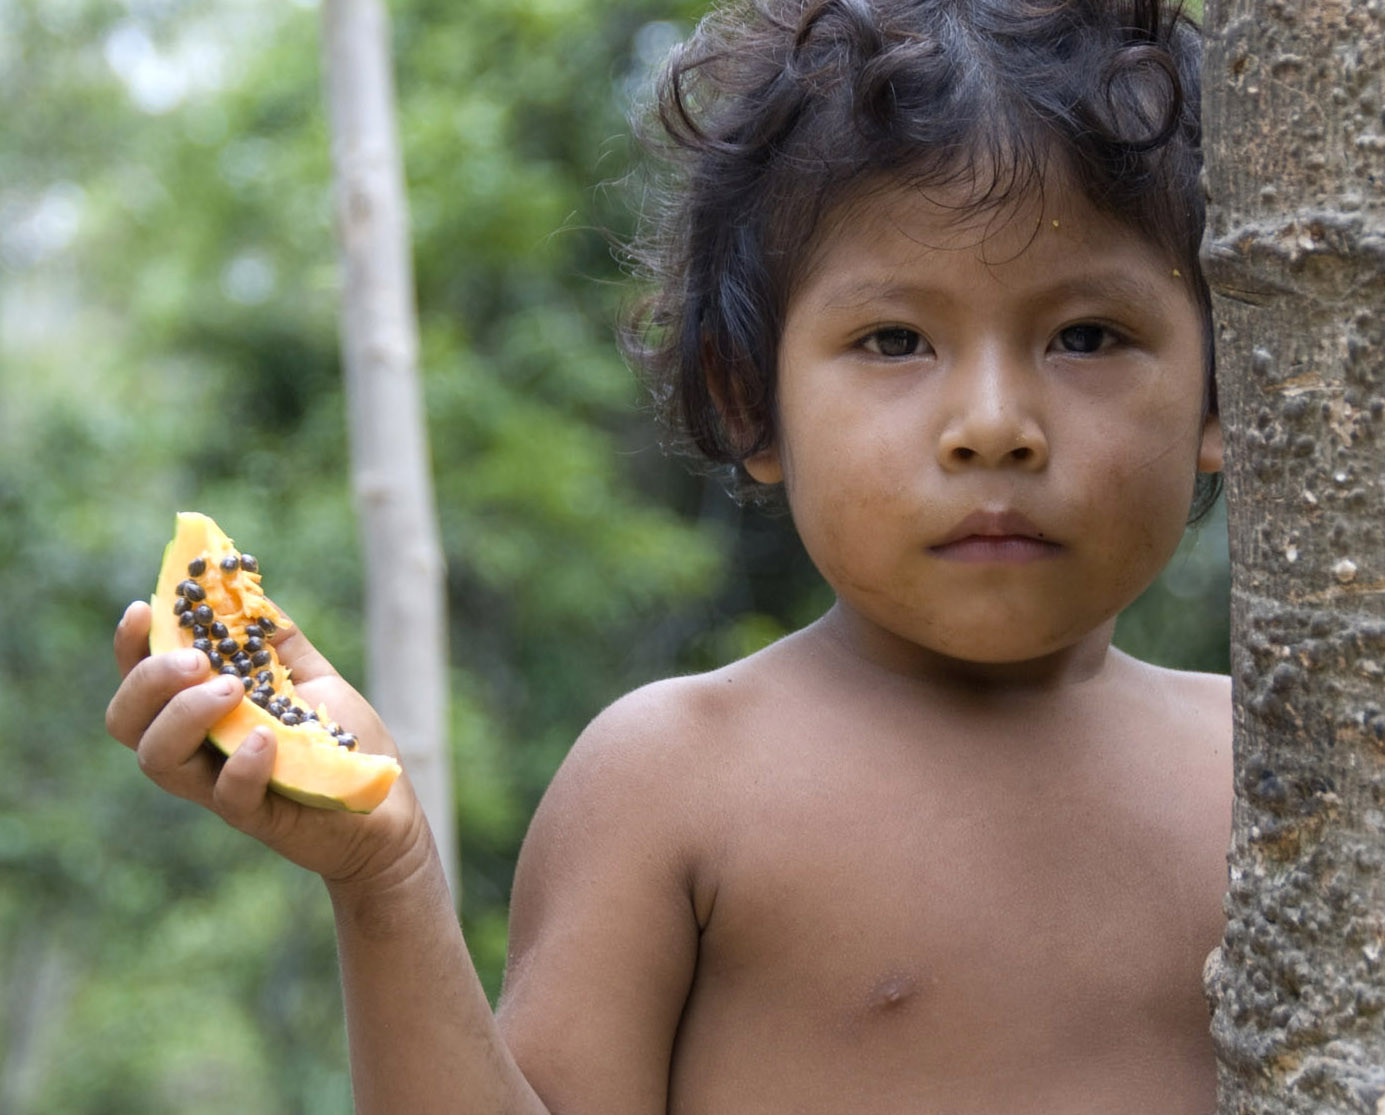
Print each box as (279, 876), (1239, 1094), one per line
(551, 650), (772, 791)
(551, 631), (807, 793)
(512, 638), (801, 924)
(514, 675), (724, 890)
(1105, 652), (1233, 832)
(1112, 649), (1231, 743)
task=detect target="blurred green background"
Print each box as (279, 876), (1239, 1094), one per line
(0, 0), (1225, 1110)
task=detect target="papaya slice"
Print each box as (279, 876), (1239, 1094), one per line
(149, 511), (401, 813)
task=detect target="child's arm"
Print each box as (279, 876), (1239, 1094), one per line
(106, 602), (701, 1114)
(327, 851), (551, 1113)
(492, 684), (707, 1111)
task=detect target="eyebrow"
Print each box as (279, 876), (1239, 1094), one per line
(1027, 272), (1174, 312)
(816, 270), (1175, 315)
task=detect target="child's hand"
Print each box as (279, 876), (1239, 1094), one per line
(105, 601), (432, 891)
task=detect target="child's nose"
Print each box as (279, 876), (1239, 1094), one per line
(935, 357), (1049, 472)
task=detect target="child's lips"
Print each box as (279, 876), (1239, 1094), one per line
(928, 510), (1062, 563)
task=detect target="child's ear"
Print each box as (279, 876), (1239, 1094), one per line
(1197, 413), (1223, 473)
(704, 356), (783, 483)
(744, 445), (783, 485)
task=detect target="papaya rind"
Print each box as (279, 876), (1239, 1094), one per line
(149, 511), (401, 814)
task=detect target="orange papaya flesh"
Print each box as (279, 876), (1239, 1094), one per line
(148, 511), (401, 813)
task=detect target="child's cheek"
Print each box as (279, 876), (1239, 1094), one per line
(1093, 445), (1196, 584)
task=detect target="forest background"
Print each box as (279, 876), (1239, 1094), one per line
(0, 0), (1226, 1111)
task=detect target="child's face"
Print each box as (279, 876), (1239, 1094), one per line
(748, 176), (1222, 674)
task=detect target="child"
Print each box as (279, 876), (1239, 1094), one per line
(107, 0), (1232, 1110)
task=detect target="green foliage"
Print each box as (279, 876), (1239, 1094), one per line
(2, 0), (713, 1108)
(0, 0), (1226, 1108)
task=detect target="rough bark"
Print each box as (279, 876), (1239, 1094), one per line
(321, 0), (457, 900)
(1202, 1), (1385, 1111)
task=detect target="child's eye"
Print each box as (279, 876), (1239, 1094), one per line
(1054, 323), (1118, 354)
(860, 328), (923, 357)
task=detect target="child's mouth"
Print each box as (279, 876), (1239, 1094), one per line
(928, 511), (1062, 564)
(928, 535), (1063, 563)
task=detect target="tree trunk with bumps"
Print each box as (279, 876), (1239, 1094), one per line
(1201, 0), (1385, 1110)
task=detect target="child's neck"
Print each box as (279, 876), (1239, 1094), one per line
(814, 600), (1118, 698)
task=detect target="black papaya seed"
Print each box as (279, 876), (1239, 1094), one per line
(219, 664), (239, 677)
(210, 621), (229, 639)
(181, 580), (206, 602)
(337, 733), (358, 750)
(192, 624), (209, 639)
(251, 650), (271, 667)
(193, 604), (214, 625)
(255, 669), (273, 684)
(173, 597), (190, 616)
(217, 637), (238, 656)
(250, 690), (270, 707)
(243, 623), (264, 640)
(179, 611), (196, 628)
(220, 555), (240, 573)
(280, 710), (301, 726)
(207, 651), (223, 669)
(187, 557), (207, 577)
(258, 615), (276, 634)
(192, 638), (212, 653)
(240, 554), (258, 573)
(242, 636), (263, 654)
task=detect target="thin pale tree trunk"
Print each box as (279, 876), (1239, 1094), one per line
(320, 0), (456, 901)
(1202, 0), (1385, 1110)
(0, 926), (74, 1115)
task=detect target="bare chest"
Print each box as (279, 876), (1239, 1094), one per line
(669, 724), (1229, 1113)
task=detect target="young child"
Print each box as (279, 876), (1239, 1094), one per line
(107, 0), (1232, 1111)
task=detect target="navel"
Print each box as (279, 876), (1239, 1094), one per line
(866, 971), (920, 1013)
(832, 968), (932, 1040)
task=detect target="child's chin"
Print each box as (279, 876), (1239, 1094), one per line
(913, 625), (1114, 678)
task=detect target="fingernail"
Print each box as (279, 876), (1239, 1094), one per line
(174, 649), (205, 673)
(213, 675), (240, 697)
(242, 728), (269, 754)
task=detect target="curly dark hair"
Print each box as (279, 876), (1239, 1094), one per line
(620, 0), (1219, 518)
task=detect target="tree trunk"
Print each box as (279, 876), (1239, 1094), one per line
(1202, 1), (1385, 1110)
(0, 925), (74, 1115)
(320, 0), (457, 901)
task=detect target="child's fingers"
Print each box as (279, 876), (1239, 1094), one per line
(211, 727), (277, 828)
(106, 646), (212, 751)
(114, 600), (153, 678)
(262, 601), (341, 685)
(262, 605), (396, 754)
(133, 673), (247, 805)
